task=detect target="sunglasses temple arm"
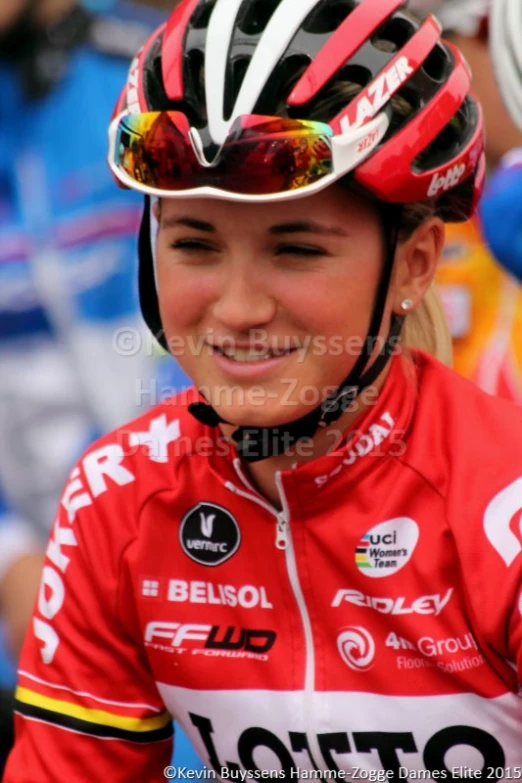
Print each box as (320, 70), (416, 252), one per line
(332, 112), (390, 175)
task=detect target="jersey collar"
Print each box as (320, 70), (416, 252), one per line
(207, 351), (418, 509)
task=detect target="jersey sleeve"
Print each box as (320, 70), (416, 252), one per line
(3, 454), (174, 782)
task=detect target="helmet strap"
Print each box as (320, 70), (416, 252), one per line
(138, 197), (169, 350)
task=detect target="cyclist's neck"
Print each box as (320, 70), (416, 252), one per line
(226, 360), (393, 509)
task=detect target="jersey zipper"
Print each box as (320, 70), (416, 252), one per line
(274, 472), (322, 770)
(225, 459), (289, 549)
(225, 462), (323, 770)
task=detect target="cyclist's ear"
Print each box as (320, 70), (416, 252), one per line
(392, 216), (445, 314)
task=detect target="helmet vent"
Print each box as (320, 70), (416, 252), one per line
(256, 54), (310, 116)
(302, 0), (356, 35)
(422, 42), (450, 82)
(186, 48), (207, 125)
(237, 0), (281, 35)
(190, 1), (217, 30)
(385, 85), (420, 136)
(335, 63), (373, 89)
(372, 16), (415, 53)
(224, 56), (252, 120)
(293, 64), (372, 122)
(413, 97), (474, 172)
(142, 34), (175, 112)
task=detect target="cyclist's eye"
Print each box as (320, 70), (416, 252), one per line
(170, 239), (215, 252)
(276, 244), (325, 257)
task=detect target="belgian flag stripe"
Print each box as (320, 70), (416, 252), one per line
(15, 700), (173, 743)
(15, 687), (172, 741)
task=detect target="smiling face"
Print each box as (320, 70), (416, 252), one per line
(154, 186), (428, 429)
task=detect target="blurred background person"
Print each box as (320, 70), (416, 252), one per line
(479, 0), (522, 285)
(0, 0), (165, 661)
(410, 0), (522, 401)
(0, 0), (193, 772)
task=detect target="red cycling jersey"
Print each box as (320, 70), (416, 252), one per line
(5, 351), (522, 781)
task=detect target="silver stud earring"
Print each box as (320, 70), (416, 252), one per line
(401, 298), (414, 312)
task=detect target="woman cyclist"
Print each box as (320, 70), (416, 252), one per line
(5, 0), (522, 779)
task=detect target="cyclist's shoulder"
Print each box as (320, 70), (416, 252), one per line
(60, 388), (206, 542)
(116, 385), (206, 457)
(77, 386), (205, 490)
(414, 349), (522, 428)
(406, 351), (522, 489)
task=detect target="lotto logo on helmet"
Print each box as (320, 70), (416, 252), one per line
(355, 518), (419, 578)
(337, 626), (375, 671)
(427, 163), (467, 197)
(180, 503), (240, 566)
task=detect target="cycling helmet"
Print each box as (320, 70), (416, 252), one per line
(490, 0), (522, 131)
(110, 0), (485, 462)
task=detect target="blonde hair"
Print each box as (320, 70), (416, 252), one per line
(402, 284), (453, 366)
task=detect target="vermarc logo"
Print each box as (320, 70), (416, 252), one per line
(200, 512), (215, 539)
(180, 503), (240, 566)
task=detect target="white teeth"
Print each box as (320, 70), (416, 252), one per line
(220, 347), (291, 362)
(223, 348), (272, 362)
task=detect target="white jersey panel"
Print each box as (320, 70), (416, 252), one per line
(159, 684), (522, 774)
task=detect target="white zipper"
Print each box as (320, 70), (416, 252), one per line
(224, 463), (322, 769)
(225, 477), (289, 550)
(274, 473), (323, 771)
(225, 459), (289, 549)
(275, 511), (289, 550)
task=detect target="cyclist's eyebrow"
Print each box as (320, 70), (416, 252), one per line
(162, 216), (216, 232)
(269, 221), (350, 237)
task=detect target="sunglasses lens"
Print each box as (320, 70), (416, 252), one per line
(219, 117), (333, 194)
(113, 113), (333, 195)
(113, 112), (199, 189)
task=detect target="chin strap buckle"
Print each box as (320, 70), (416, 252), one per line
(319, 386), (358, 426)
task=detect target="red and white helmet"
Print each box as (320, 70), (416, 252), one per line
(113, 0), (485, 220)
(110, 0), (486, 461)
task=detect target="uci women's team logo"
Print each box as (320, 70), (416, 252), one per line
(180, 503), (241, 566)
(355, 518), (419, 578)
